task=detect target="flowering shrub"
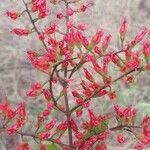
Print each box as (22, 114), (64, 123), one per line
(1, 0), (150, 149)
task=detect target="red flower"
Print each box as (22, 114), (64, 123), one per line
(67, 7), (74, 16)
(6, 10), (19, 20)
(43, 89), (52, 100)
(127, 52), (141, 69)
(92, 30), (104, 45)
(83, 68), (94, 81)
(18, 102), (26, 119)
(79, 4), (87, 12)
(26, 83), (42, 97)
(39, 131), (51, 140)
(94, 46), (102, 55)
(117, 134), (125, 144)
(143, 125), (150, 138)
(11, 28), (31, 36)
(120, 17), (128, 39)
(135, 142), (143, 150)
(108, 91), (117, 100)
(43, 109), (50, 117)
(45, 119), (56, 130)
(131, 27), (148, 46)
(102, 34), (111, 51)
(75, 109), (83, 117)
(38, 32), (45, 41)
(56, 12), (64, 19)
(45, 24), (57, 34)
(143, 40), (150, 56)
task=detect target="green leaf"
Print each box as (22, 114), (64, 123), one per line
(84, 120), (109, 140)
(47, 144), (58, 150)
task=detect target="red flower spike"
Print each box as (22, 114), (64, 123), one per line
(38, 32), (45, 41)
(77, 23), (86, 31)
(142, 116), (150, 125)
(140, 136), (150, 145)
(117, 134), (125, 144)
(120, 17), (128, 41)
(73, 140), (80, 148)
(94, 46), (102, 55)
(70, 119), (78, 132)
(108, 91), (117, 100)
(37, 113), (44, 127)
(143, 125), (150, 138)
(143, 41), (150, 56)
(125, 44), (132, 59)
(103, 76), (112, 86)
(45, 119), (57, 130)
(72, 90), (80, 98)
(127, 52), (141, 70)
(57, 121), (68, 131)
(98, 131), (109, 141)
(43, 89), (52, 100)
(79, 4), (87, 12)
(45, 24), (57, 35)
(26, 82), (42, 97)
(75, 98), (84, 105)
(67, 7), (74, 16)
(6, 126), (17, 135)
(88, 109), (99, 126)
(135, 143), (143, 150)
(75, 109), (83, 117)
(67, 20), (73, 29)
(83, 89), (93, 98)
(47, 102), (54, 110)
(83, 68), (94, 81)
(110, 53), (119, 64)
(32, 0), (48, 18)
(39, 131), (51, 140)
(143, 41), (150, 63)
(83, 101), (90, 108)
(102, 34), (111, 52)
(43, 109), (50, 117)
(97, 89), (108, 97)
(56, 12), (64, 19)
(124, 75), (135, 84)
(92, 62), (103, 74)
(131, 27), (148, 46)
(6, 10), (19, 20)
(11, 28), (31, 36)
(92, 30), (104, 45)
(18, 102), (26, 119)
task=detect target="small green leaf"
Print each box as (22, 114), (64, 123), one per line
(47, 144), (58, 150)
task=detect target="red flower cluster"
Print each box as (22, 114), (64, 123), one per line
(3, 0), (150, 149)
(31, 0), (48, 18)
(11, 28), (31, 36)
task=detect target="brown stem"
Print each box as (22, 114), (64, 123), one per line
(22, 0), (48, 51)
(63, 87), (74, 149)
(61, 0), (74, 149)
(16, 131), (67, 147)
(49, 65), (66, 113)
(110, 125), (141, 131)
